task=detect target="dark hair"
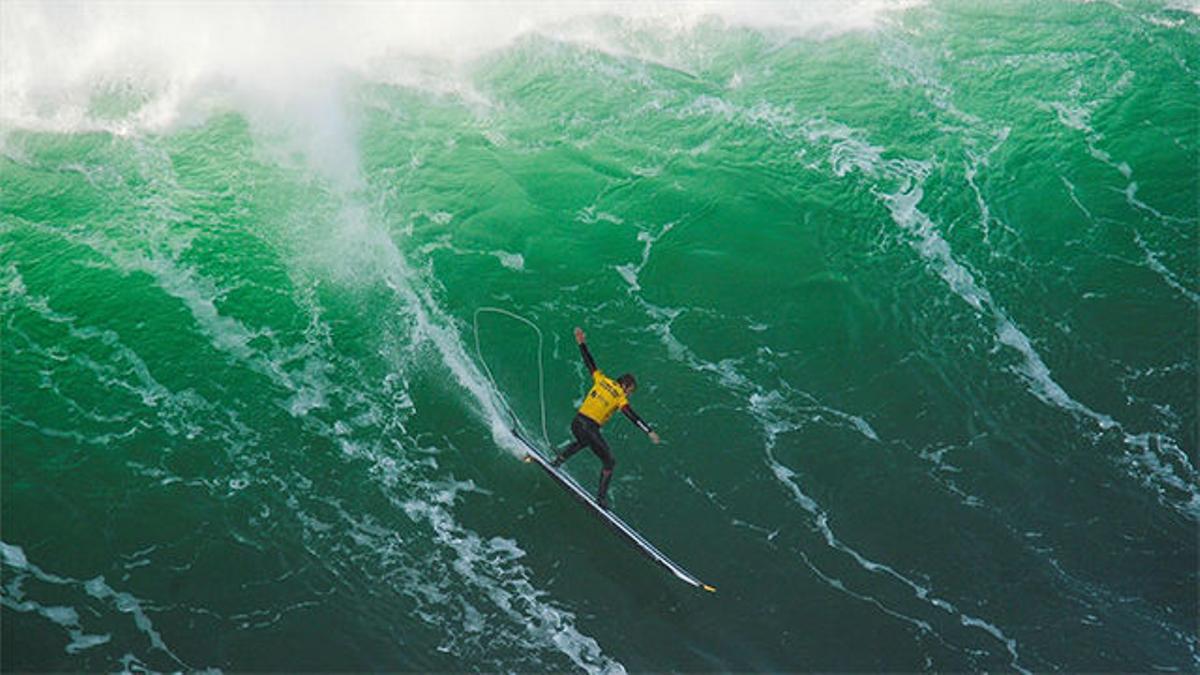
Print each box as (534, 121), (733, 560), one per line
(617, 373), (637, 391)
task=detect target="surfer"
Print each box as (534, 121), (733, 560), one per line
(552, 326), (660, 508)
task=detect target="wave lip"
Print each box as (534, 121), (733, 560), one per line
(1, 0), (924, 134)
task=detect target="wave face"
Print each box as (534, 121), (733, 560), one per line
(2, 1), (1197, 671)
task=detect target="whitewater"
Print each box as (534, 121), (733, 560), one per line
(2, 1), (1197, 671)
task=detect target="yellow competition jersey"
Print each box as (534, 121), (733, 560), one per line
(577, 370), (628, 425)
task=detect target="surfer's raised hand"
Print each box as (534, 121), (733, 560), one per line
(574, 327), (586, 344)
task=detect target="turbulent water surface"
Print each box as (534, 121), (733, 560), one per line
(2, 1), (1198, 671)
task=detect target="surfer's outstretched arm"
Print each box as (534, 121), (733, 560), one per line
(622, 405), (661, 443)
(621, 404), (651, 433)
(575, 327), (598, 374)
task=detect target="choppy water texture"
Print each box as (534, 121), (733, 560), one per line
(2, 1), (1198, 671)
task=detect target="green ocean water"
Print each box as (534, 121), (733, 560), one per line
(2, 1), (1197, 671)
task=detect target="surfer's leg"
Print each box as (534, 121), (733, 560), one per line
(553, 415), (590, 466)
(589, 434), (616, 508)
(552, 439), (584, 467)
(597, 468), (613, 509)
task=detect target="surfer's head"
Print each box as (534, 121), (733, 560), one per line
(617, 373), (637, 394)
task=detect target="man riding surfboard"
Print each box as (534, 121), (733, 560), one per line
(552, 327), (660, 509)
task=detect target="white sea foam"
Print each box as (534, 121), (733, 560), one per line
(750, 387), (1025, 665)
(288, 448), (623, 672)
(1162, 0), (1200, 18)
(414, 234), (527, 273)
(494, 251), (526, 271)
(651, 68), (1194, 663)
(877, 174), (1199, 517)
(1, 1), (924, 141)
(765, 453), (1030, 673)
(98, 231), (335, 420)
(1, 541), (30, 568)
(1037, 61), (1195, 304)
(605, 209), (998, 660)
(279, 444), (614, 667)
(614, 222), (676, 294)
(754, 78), (1200, 517)
(30, 143), (346, 424)
(1, 540), (188, 666)
(1059, 175), (1096, 221)
(630, 291), (1006, 662)
(0, 593), (113, 655)
(3, 253), (263, 455)
(401, 497), (626, 674)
